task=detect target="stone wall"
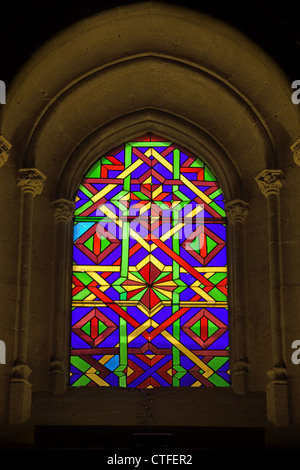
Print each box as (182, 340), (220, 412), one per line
(0, 1), (300, 448)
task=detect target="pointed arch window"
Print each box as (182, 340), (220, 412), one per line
(70, 134), (230, 388)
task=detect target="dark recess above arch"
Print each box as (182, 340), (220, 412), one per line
(1, 0), (299, 86)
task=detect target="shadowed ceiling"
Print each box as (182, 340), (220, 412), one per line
(1, 0), (300, 87)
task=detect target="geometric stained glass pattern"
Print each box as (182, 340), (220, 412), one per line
(70, 133), (230, 388)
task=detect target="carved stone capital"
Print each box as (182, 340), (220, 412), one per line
(290, 138), (300, 166)
(225, 199), (249, 224)
(49, 359), (66, 374)
(11, 362), (32, 381)
(0, 135), (12, 167)
(51, 198), (75, 223)
(17, 168), (46, 196)
(233, 360), (249, 374)
(267, 366), (287, 383)
(255, 169), (285, 197)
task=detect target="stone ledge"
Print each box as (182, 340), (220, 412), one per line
(28, 387), (267, 428)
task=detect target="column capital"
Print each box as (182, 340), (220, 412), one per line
(11, 362), (32, 381)
(267, 365), (287, 383)
(290, 138), (300, 166)
(0, 135), (12, 167)
(225, 199), (249, 224)
(255, 169), (285, 197)
(51, 198), (75, 223)
(17, 168), (46, 196)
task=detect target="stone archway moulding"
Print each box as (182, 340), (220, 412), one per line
(2, 1), (299, 175)
(1, 2), (299, 426)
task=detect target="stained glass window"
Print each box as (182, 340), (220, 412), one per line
(70, 134), (230, 388)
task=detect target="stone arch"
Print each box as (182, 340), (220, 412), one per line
(59, 110), (242, 202)
(1, 1), (299, 428)
(4, 3), (298, 175)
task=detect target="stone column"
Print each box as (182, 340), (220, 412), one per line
(0, 135), (12, 167)
(49, 198), (74, 393)
(8, 168), (46, 424)
(225, 199), (249, 395)
(255, 169), (289, 426)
